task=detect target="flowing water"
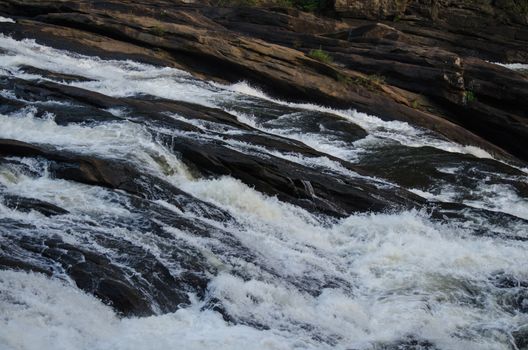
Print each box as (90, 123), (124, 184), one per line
(493, 62), (528, 73)
(0, 33), (527, 350)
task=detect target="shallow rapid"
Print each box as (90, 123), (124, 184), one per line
(0, 34), (527, 350)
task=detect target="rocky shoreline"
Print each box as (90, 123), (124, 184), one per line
(1, 0), (527, 163)
(1, 2), (528, 349)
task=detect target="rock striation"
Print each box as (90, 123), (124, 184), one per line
(0, 0), (527, 162)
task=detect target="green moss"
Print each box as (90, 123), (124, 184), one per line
(334, 72), (388, 92)
(308, 48), (333, 63)
(352, 74), (385, 91)
(298, 0), (319, 11)
(464, 90), (476, 103)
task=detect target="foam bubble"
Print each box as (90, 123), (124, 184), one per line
(0, 16), (15, 23)
(491, 62), (528, 71)
(0, 270), (310, 350)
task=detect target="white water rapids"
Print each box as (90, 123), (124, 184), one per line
(0, 35), (527, 350)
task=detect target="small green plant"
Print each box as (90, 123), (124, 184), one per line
(299, 0), (319, 11)
(353, 76), (371, 89)
(412, 100), (420, 109)
(464, 90), (476, 104)
(149, 26), (166, 37)
(352, 74), (385, 91)
(308, 48), (333, 64)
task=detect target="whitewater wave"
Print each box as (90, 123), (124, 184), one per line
(0, 34), (527, 350)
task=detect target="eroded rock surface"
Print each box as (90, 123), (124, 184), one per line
(0, 0), (527, 161)
(0, 3), (527, 348)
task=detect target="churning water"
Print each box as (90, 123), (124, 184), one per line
(0, 34), (527, 350)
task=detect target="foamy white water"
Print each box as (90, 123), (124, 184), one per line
(0, 34), (527, 350)
(412, 182), (528, 221)
(1, 110), (527, 349)
(0, 16), (15, 23)
(492, 62), (528, 71)
(0, 108), (193, 180)
(0, 270), (307, 350)
(224, 82), (495, 160)
(0, 35), (496, 161)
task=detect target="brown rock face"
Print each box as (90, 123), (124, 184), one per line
(207, 5), (528, 161)
(0, 0), (527, 163)
(1, 1), (528, 335)
(335, 0), (527, 26)
(334, 0), (411, 19)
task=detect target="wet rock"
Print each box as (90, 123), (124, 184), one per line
(200, 6), (528, 161)
(18, 65), (93, 82)
(375, 337), (439, 350)
(40, 238), (189, 316)
(2, 194), (69, 216)
(168, 136), (424, 216)
(0, 255), (53, 276)
(1, 1), (523, 161)
(1, 127), (409, 218)
(0, 190), (218, 317)
(0, 139), (49, 158)
(356, 144), (527, 191)
(0, 72), (425, 219)
(0, 1), (527, 337)
(0, 138), (235, 221)
(512, 325), (528, 350)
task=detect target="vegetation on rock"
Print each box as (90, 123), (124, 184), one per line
(353, 74), (386, 91)
(464, 90), (476, 104)
(308, 48), (333, 63)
